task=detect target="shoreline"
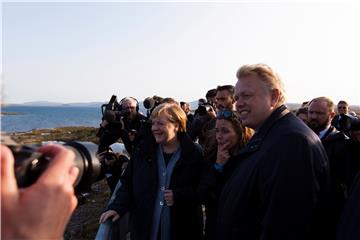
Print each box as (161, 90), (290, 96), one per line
(7, 126), (99, 145)
(1, 112), (23, 116)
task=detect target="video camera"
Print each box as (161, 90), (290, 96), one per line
(196, 102), (214, 116)
(96, 95), (127, 144)
(100, 95), (130, 124)
(9, 141), (128, 193)
(337, 114), (360, 132)
(143, 95), (163, 117)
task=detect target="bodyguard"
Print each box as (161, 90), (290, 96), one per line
(216, 64), (332, 240)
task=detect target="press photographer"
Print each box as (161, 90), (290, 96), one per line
(97, 95), (147, 156)
(336, 113), (360, 181)
(190, 101), (216, 146)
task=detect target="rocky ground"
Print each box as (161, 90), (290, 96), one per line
(9, 126), (113, 240)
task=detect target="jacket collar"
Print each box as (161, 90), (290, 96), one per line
(240, 104), (290, 154)
(321, 125), (337, 140)
(142, 132), (195, 164)
(321, 125), (348, 141)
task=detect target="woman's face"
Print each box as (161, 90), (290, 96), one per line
(215, 119), (240, 151)
(151, 113), (179, 145)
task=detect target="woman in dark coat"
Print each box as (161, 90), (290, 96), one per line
(99, 103), (213, 240)
(203, 109), (253, 240)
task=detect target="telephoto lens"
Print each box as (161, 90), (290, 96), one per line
(10, 142), (102, 189)
(338, 114), (360, 131)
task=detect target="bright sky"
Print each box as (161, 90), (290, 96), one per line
(1, 1), (360, 105)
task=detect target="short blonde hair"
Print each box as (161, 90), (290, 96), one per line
(150, 103), (187, 132)
(236, 63), (286, 104)
(309, 96), (335, 113)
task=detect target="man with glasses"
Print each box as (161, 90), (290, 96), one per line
(216, 64), (331, 240)
(119, 97), (147, 155)
(97, 96), (147, 193)
(98, 96), (147, 156)
(331, 100), (350, 130)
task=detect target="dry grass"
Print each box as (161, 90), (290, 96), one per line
(9, 126), (100, 145)
(65, 180), (111, 240)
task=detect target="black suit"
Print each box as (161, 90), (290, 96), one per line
(320, 126), (352, 231)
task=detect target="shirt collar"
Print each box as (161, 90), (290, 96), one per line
(318, 125), (331, 139)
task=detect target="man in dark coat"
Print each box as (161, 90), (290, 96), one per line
(216, 64), (331, 240)
(331, 100), (349, 131)
(337, 172), (360, 240)
(337, 130), (360, 240)
(308, 97), (352, 229)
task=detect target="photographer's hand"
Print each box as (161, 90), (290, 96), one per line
(1, 144), (79, 240)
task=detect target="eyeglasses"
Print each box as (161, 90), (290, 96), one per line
(216, 110), (235, 119)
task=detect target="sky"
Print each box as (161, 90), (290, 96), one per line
(1, 0), (360, 105)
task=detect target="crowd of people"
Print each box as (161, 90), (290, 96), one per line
(2, 63), (360, 240)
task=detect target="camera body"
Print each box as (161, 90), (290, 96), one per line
(101, 95), (131, 124)
(196, 103), (214, 116)
(143, 95), (163, 118)
(337, 114), (360, 132)
(10, 141), (128, 193)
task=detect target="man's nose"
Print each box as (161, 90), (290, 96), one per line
(309, 114), (317, 120)
(236, 100), (244, 109)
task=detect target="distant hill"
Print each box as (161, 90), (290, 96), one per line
(7, 100), (360, 114)
(12, 101), (64, 107)
(61, 102), (105, 107)
(8, 101), (105, 108)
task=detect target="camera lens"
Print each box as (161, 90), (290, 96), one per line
(338, 114), (360, 131)
(63, 142), (102, 189)
(13, 142), (102, 189)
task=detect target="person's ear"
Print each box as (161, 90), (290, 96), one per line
(271, 89), (280, 107)
(329, 111), (336, 119)
(174, 123), (179, 132)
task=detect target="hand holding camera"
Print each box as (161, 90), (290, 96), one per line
(1, 144), (79, 239)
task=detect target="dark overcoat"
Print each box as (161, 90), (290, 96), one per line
(108, 133), (214, 240)
(216, 105), (332, 240)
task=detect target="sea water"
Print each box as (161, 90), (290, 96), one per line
(1, 106), (102, 133)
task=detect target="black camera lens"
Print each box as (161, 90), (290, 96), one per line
(338, 114), (360, 132)
(64, 142), (102, 189)
(12, 142), (102, 189)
